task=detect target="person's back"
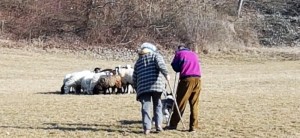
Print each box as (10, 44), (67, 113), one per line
(134, 52), (166, 97)
(171, 47), (201, 79)
(133, 42), (169, 135)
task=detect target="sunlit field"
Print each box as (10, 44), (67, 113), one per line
(0, 47), (299, 137)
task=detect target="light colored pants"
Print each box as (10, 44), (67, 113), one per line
(139, 92), (163, 130)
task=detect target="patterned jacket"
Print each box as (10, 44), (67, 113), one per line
(133, 52), (168, 100)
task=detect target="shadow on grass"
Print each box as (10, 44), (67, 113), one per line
(43, 122), (143, 134)
(35, 91), (86, 95)
(0, 120), (143, 134)
(0, 125), (99, 132)
(35, 91), (62, 95)
(119, 120), (142, 125)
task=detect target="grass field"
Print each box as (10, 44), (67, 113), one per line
(0, 47), (299, 138)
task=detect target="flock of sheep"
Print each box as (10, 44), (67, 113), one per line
(61, 65), (134, 95)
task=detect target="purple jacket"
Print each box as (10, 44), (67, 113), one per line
(171, 48), (201, 79)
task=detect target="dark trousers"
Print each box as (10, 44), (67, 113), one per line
(169, 77), (202, 130)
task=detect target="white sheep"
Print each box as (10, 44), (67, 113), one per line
(62, 70), (92, 94)
(61, 73), (73, 94)
(117, 65), (135, 94)
(61, 67), (101, 94)
(80, 71), (96, 94)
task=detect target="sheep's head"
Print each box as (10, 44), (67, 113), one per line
(99, 77), (109, 88)
(94, 67), (101, 73)
(116, 67), (127, 77)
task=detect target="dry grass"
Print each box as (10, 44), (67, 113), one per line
(0, 47), (299, 137)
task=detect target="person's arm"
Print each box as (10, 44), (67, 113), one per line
(171, 52), (182, 72)
(155, 53), (169, 79)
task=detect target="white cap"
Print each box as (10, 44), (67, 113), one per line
(141, 42), (157, 52)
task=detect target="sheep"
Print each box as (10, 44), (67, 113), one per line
(80, 71), (96, 94)
(62, 70), (92, 94)
(61, 73), (81, 94)
(91, 68), (118, 94)
(61, 73), (73, 94)
(95, 75), (122, 94)
(61, 67), (101, 94)
(81, 71), (113, 95)
(116, 65), (135, 94)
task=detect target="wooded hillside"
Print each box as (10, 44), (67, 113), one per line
(0, 0), (299, 52)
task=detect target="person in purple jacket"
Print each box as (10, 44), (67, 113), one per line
(165, 44), (202, 132)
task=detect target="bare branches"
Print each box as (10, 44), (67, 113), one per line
(237, 0), (244, 17)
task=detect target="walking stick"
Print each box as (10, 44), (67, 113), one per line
(166, 73), (186, 129)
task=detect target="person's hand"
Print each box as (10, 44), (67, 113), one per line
(166, 75), (171, 81)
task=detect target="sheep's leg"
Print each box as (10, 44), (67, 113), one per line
(122, 84), (127, 94)
(123, 84), (131, 94)
(106, 88), (109, 94)
(88, 83), (95, 95)
(116, 88), (122, 94)
(127, 84), (131, 94)
(111, 87), (117, 94)
(103, 88), (108, 94)
(75, 85), (81, 94)
(131, 85), (136, 93)
(92, 88), (96, 94)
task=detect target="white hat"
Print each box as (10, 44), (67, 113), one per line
(141, 42), (157, 52)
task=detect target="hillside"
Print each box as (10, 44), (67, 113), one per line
(0, 0), (299, 53)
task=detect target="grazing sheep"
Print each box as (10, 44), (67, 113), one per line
(61, 73), (72, 94)
(88, 72), (109, 94)
(62, 70), (92, 94)
(80, 72), (96, 94)
(61, 67), (101, 94)
(116, 65), (135, 94)
(96, 75), (122, 94)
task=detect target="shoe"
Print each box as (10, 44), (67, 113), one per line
(156, 126), (164, 132)
(163, 126), (177, 130)
(189, 128), (196, 132)
(144, 129), (150, 135)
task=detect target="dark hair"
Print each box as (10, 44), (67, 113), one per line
(177, 44), (190, 50)
(177, 44), (187, 49)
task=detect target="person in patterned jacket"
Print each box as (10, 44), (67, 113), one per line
(133, 42), (170, 135)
